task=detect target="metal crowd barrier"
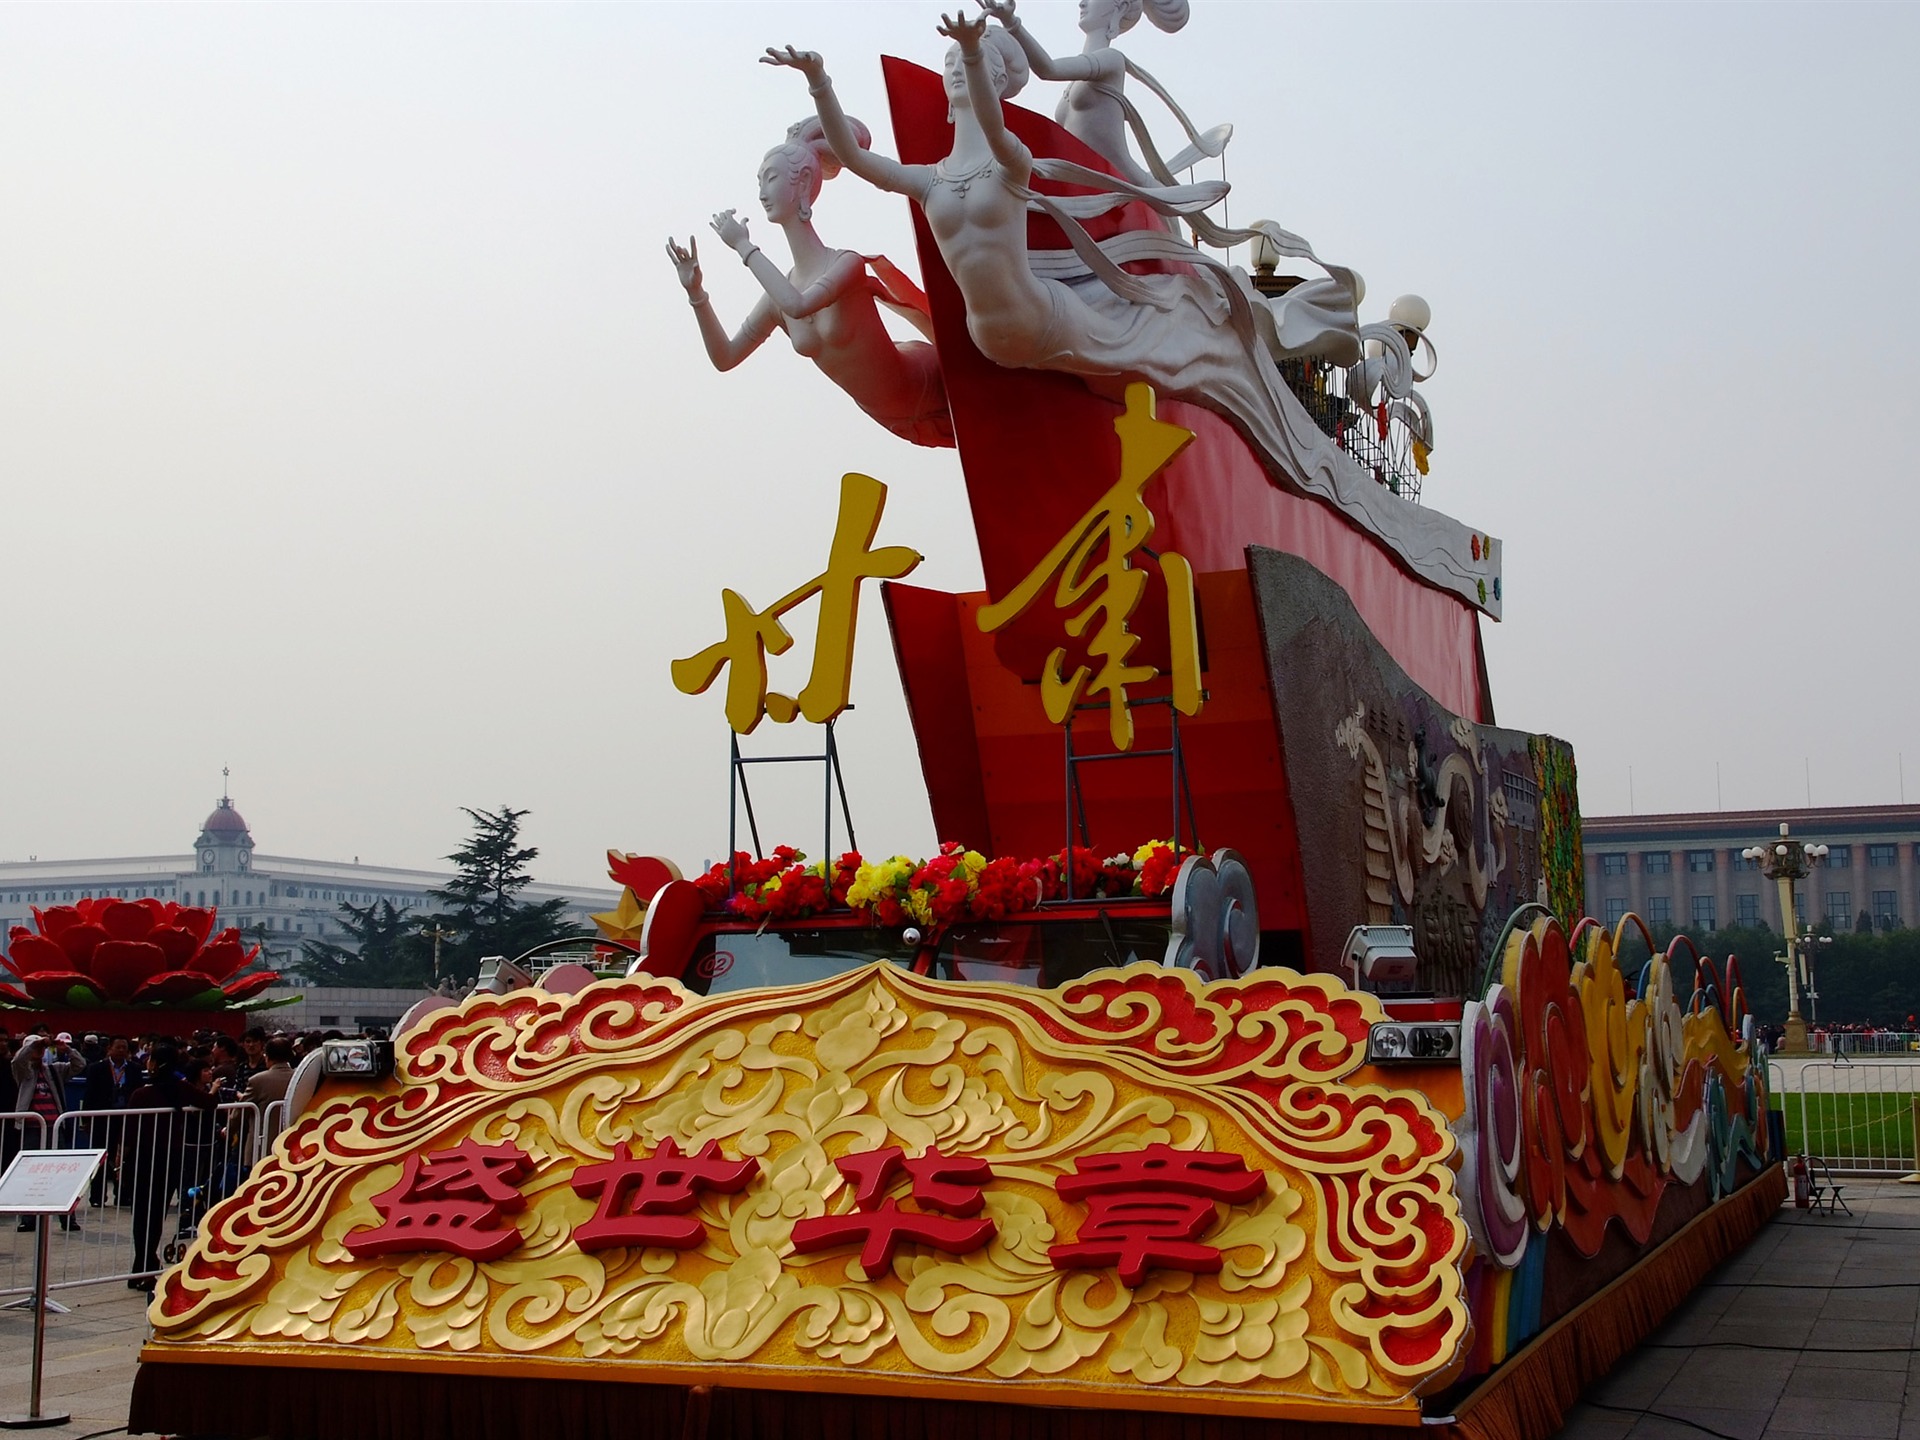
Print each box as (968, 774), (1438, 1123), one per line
(1784, 1060), (1920, 1176)
(1817, 1031), (1920, 1056)
(1, 1101), (265, 1297)
(2, 1112), (50, 1299)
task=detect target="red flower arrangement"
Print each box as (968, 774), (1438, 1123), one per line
(0, 897), (285, 1011)
(1135, 842), (1183, 898)
(685, 839), (1189, 940)
(693, 848), (865, 925)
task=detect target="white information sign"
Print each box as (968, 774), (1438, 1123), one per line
(0, 1149), (105, 1216)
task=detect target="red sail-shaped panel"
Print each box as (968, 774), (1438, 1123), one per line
(880, 56), (1489, 721)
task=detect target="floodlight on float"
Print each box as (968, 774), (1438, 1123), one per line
(1344, 924), (1418, 990)
(476, 956), (534, 996)
(1366, 1021), (1462, 1065)
(320, 1038), (395, 1081)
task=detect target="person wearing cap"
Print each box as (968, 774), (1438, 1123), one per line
(10, 1033), (80, 1232)
(12, 1032), (79, 1113)
(50, 1032), (86, 1109)
(57, 1032), (90, 1110)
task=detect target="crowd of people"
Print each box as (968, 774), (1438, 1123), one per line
(4, 1020), (367, 1289)
(1805, 1018), (1920, 1052)
(1756, 1018), (1920, 1053)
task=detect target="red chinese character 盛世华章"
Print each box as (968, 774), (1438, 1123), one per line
(570, 1137), (761, 1250)
(1048, 1143), (1265, 1287)
(345, 1137), (534, 1262)
(790, 1145), (995, 1276)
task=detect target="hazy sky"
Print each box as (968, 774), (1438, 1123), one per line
(2, 3), (1915, 888)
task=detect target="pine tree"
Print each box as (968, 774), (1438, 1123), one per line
(426, 805), (583, 977)
(299, 900), (432, 988)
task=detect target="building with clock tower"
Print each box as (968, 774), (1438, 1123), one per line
(195, 795), (255, 883)
(0, 792), (616, 991)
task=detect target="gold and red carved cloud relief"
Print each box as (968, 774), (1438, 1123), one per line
(144, 962), (1468, 1420)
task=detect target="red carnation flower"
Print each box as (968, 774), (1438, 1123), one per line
(1137, 843), (1183, 898)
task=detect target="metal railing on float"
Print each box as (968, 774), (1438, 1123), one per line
(1276, 357), (1426, 504)
(2, 1101), (264, 1299)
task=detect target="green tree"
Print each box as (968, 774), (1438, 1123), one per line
(299, 900), (432, 988)
(426, 805), (583, 979)
(1676, 922), (1920, 1027)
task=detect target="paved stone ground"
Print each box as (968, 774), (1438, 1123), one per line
(1555, 1180), (1920, 1439)
(0, 1276), (148, 1436)
(3, 1183), (1913, 1439)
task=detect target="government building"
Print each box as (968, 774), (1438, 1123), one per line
(1582, 803), (1920, 935)
(0, 795), (618, 980)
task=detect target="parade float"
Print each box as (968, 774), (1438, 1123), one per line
(131, 6), (1780, 1437)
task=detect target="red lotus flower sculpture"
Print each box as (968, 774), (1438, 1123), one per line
(0, 897), (281, 1010)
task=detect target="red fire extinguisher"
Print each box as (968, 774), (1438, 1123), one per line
(1791, 1154), (1811, 1209)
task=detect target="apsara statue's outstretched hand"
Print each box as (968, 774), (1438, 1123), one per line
(666, 76), (950, 447)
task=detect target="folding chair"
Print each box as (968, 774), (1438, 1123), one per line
(1809, 1158), (1851, 1216)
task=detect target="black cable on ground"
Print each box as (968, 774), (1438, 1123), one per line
(1703, 1278), (1920, 1289)
(1583, 1400), (1752, 1440)
(1773, 1220), (1920, 1232)
(1565, 1201), (1920, 1435)
(1643, 1340), (1917, 1354)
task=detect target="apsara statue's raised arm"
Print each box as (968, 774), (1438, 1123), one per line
(665, 112), (951, 447)
(982, 0), (1222, 191)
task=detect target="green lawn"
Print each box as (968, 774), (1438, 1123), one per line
(1775, 1091), (1920, 1168)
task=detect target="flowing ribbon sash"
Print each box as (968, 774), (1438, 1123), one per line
(1115, 59), (1232, 179)
(862, 254), (937, 342)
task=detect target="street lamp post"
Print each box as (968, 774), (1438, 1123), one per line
(424, 925), (454, 985)
(1743, 822), (1829, 1055)
(1801, 931), (1834, 1029)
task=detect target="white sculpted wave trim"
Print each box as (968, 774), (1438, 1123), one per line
(978, 0), (1493, 614)
(1019, 171), (1499, 618)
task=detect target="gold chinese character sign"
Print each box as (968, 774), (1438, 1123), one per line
(671, 472), (920, 734)
(978, 383), (1204, 751)
(142, 962), (1468, 1422)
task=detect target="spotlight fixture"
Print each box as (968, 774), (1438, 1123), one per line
(1344, 925), (1419, 990)
(320, 1038), (395, 1081)
(475, 956), (535, 996)
(1367, 1021), (1462, 1064)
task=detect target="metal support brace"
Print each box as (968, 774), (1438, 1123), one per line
(727, 717), (859, 897)
(1060, 696), (1201, 901)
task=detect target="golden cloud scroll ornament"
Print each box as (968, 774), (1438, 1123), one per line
(142, 962), (1468, 1423)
